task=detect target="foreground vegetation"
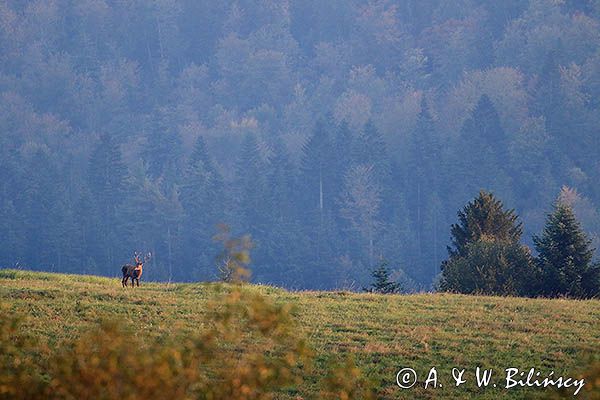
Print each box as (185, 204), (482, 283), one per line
(1, 269), (599, 399)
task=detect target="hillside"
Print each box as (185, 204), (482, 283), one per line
(1, 269), (599, 399)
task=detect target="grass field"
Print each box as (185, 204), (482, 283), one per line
(1, 269), (599, 399)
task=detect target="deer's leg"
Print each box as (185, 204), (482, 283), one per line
(122, 276), (127, 287)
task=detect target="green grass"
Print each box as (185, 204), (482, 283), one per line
(1, 269), (599, 399)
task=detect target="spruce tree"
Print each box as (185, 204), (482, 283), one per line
(408, 97), (440, 278)
(454, 95), (512, 203)
(332, 120), (354, 205)
(352, 120), (391, 206)
(180, 135), (224, 229)
(299, 117), (338, 287)
(266, 138), (297, 224)
(447, 190), (522, 258)
(440, 191), (536, 296)
(88, 133), (127, 267)
(21, 148), (63, 269)
(142, 108), (184, 189)
(440, 239), (536, 296)
(261, 138), (304, 284)
(365, 260), (402, 294)
(179, 136), (224, 280)
(234, 134), (269, 236)
(352, 120), (390, 180)
(300, 117), (336, 214)
(0, 199), (24, 267)
(410, 97), (439, 191)
(534, 203), (600, 298)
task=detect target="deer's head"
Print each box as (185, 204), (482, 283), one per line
(133, 252), (151, 267)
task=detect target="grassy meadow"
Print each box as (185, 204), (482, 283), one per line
(0, 269), (599, 399)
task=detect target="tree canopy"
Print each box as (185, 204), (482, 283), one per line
(1, 0), (599, 290)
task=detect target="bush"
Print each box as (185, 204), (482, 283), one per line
(0, 287), (372, 399)
(1, 285), (309, 400)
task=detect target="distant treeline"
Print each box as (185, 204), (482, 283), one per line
(1, 0), (600, 289)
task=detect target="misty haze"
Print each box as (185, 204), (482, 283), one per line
(1, 1), (599, 290)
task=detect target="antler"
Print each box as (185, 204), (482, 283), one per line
(133, 251), (141, 264)
(144, 252), (152, 263)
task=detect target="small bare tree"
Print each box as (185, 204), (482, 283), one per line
(213, 224), (254, 283)
(339, 164), (382, 265)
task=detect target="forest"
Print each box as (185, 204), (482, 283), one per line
(1, 0), (600, 290)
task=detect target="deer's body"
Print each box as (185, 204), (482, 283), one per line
(121, 252), (149, 287)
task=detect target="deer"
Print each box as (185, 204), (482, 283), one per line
(121, 252), (151, 287)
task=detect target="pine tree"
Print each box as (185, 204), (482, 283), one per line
(365, 260), (402, 294)
(534, 203), (600, 298)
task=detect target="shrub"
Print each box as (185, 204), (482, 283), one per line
(0, 286), (327, 399)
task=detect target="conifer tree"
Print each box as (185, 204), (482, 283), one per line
(454, 95), (512, 203)
(143, 108), (184, 189)
(332, 120), (354, 204)
(234, 134), (268, 235)
(20, 148), (64, 268)
(408, 97), (440, 277)
(410, 97), (439, 191)
(339, 164), (382, 266)
(266, 139), (297, 224)
(299, 117), (338, 285)
(365, 260), (402, 294)
(179, 136), (225, 280)
(440, 191), (536, 296)
(260, 138), (305, 284)
(88, 133), (127, 267)
(0, 199), (24, 267)
(352, 120), (391, 197)
(300, 117), (336, 214)
(447, 190), (522, 258)
(180, 135), (224, 229)
(533, 50), (565, 139)
(534, 203), (600, 298)
(440, 238), (536, 296)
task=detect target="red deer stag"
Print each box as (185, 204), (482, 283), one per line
(121, 252), (151, 287)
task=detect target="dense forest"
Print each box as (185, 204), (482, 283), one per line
(1, 0), (600, 290)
